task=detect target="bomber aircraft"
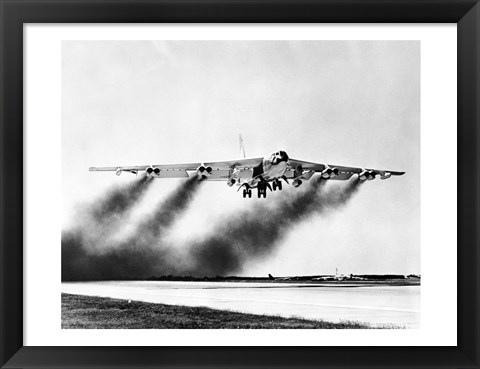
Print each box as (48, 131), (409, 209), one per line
(89, 138), (404, 199)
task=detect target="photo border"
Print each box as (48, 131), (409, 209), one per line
(1, 0), (479, 368)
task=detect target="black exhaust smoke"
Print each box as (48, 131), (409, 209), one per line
(73, 176), (153, 237)
(133, 176), (201, 239)
(62, 176), (153, 280)
(62, 176), (203, 280)
(91, 175), (152, 221)
(62, 174), (363, 280)
(187, 177), (363, 276)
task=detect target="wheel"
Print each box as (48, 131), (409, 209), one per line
(248, 190), (252, 198)
(278, 181), (282, 191)
(257, 188), (261, 198)
(262, 190), (267, 198)
(272, 181), (277, 191)
(242, 189), (247, 198)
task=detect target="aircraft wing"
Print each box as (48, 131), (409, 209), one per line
(89, 157), (265, 180)
(203, 157), (264, 170)
(286, 158), (405, 180)
(89, 163), (200, 172)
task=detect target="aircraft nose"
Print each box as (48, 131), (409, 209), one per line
(278, 151), (288, 162)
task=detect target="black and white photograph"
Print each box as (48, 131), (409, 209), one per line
(61, 40), (420, 329)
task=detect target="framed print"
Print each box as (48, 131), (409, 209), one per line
(1, 1), (479, 369)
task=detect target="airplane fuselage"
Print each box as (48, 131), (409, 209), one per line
(233, 151), (291, 198)
(262, 160), (288, 181)
(232, 150), (289, 186)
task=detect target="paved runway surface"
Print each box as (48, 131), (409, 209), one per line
(62, 281), (420, 328)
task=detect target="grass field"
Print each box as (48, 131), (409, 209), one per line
(62, 293), (374, 329)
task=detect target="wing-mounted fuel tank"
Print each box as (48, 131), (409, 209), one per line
(115, 168), (138, 176)
(380, 172), (392, 180)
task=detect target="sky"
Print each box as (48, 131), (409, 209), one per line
(62, 40), (420, 277)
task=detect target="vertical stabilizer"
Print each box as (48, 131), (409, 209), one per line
(239, 134), (246, 158)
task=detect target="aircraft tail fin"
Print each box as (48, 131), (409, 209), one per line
(268, 273), (275, 280)
(239, 134), (246, 158)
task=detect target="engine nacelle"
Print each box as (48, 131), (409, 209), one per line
(321, 166), (340, 179)
(294, 165), (303, 177)
(292, 178), (303, 188)
(292, 167), (314, 184)
(115, 168), (122, 176)
(380, 172), (392, 180)
(145, 166), (155, 177)
(358, 169), (376, 181)
(196, 164), (212, 180)
(145, 166), (161, 177)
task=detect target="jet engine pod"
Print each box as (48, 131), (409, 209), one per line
(292, 178), (303, 188)
(145, 166), (155, 177)
(196, 164), (213, 180)
(153, 167), (160, 176)
(358, 169), (376, 181)
(321, 166), (340, 179)
(380, 172), (392, 180)
(294, 165), (303, 177)
(115, 168), (122, 176)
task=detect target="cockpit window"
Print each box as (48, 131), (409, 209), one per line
(270, 150), (289, 162)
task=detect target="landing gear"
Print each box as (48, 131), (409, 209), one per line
(240, 180), (272, 199)
(257, 187), (267, 198)
(256, 183), (268, 198)
(272, 179), (282, 191)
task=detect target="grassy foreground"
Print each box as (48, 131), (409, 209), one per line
(62, 293), (372, 329)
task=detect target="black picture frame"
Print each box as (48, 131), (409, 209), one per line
(1, 1), (479, 368)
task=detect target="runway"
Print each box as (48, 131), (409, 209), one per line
(62, 281), (420, 328)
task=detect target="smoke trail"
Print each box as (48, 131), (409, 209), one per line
(62, 173), (363, 280)
(71, 176), (153, 241)
(62, 176), (153, 280)
(62, 176), (203, 280)
(91, 175), (152, 222)
(133, 176), (201, 239)
(187, 178), (363, 276)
